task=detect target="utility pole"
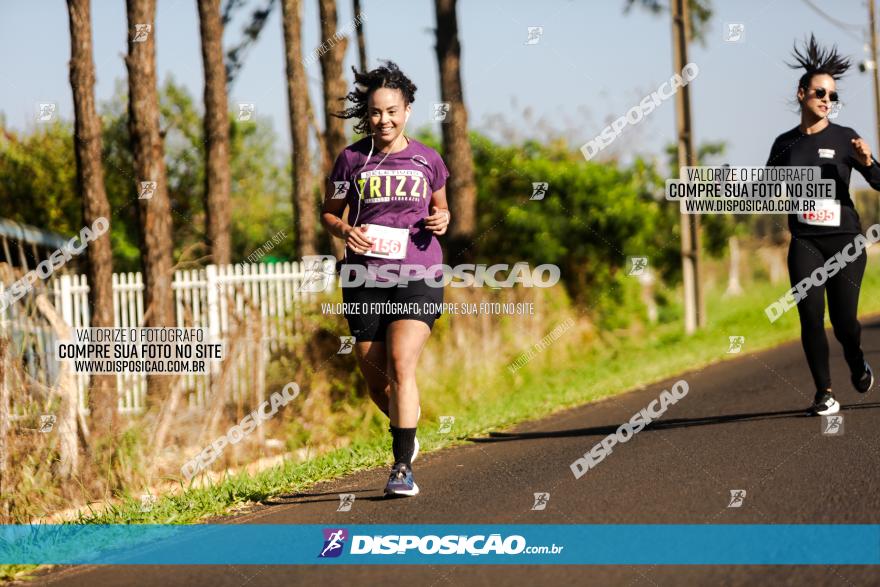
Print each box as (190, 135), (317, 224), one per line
(671, 0), (704, 332)
(869, 0), (880, 149)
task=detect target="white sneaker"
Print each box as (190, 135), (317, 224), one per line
(811, 391), (840, 416)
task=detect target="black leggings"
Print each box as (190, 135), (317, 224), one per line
(787, 234), (867, 392)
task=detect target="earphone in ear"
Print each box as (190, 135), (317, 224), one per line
(370, 111), (410, 134)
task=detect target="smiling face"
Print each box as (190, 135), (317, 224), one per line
(797, 73), (837, 120)
(367, 87), (410, 146)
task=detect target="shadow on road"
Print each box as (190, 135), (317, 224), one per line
(469, 402), (880, 444)
(261, 492), (392, 505)
(261, 487), (391, 505)
(254, 402), (880, 507)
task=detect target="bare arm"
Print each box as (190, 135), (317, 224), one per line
(320, 178), (373, 254)
(424, 185), (450, 235)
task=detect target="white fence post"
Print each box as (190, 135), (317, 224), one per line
(205, 265), (220, 341)
(59, 275), (74, 332)
(205, 265), (221, 381)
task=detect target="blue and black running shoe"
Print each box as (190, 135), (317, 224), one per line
(852, 360), (874, 394)
(384, 463), (419, 497)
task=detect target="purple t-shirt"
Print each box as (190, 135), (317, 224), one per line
(329, 137), (449, 276)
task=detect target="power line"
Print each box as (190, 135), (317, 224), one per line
(800, 0), (865, 43)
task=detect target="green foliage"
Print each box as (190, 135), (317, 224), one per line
(0, 78), (292, 272)
(468, 132), (678, 327)
(227, 106), (292, 263)
(0, 121), (79, 236)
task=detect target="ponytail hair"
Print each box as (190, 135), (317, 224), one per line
(788, 33), (851, 91)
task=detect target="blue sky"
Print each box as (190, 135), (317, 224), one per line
(1, 0), (878, 186)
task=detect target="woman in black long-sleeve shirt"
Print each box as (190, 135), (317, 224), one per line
(766, 35), (880, 415)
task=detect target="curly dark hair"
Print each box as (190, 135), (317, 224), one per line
(334, 61), (417, 136)
(787, 33), (851, 94)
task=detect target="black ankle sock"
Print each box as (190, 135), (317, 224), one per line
(390, 426), (417, 466)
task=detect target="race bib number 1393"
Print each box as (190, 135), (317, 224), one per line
(798, 199), (840, 227)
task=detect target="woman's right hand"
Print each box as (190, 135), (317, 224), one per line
(344, 225), (374, 255)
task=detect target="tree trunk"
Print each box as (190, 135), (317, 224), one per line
(67, 0), (118, 438)
(125, 0), (175, 417)
(434, 0), (477, 260)
(198, 0), (232, 266)
(352, 0), (367, 72)
(281, 0), (317, 257)
(317, 0), (348, 176)
(318, 0), (348, 260)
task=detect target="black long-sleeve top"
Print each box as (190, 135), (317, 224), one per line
(766, 122), (880, 236)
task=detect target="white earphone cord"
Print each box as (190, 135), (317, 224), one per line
(344, 112), (410, 263)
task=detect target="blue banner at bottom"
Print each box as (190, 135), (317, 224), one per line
(1, 524), (879, 565)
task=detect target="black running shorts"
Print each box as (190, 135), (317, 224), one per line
(341, 278), (444, 342)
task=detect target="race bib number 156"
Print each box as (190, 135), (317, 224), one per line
(361, 225), (409, 260)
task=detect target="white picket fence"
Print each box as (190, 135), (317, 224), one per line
(2, 261), (332, 415)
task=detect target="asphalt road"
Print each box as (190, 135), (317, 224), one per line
(30, 319), (880, 586)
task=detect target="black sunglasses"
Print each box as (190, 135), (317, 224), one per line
(808, 87), (839, 102)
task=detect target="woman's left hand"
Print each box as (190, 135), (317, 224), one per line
(425, 206), (450, 235)
(852, 138), (873, 167)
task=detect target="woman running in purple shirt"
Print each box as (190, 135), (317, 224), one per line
(321, 61), (451, 497)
